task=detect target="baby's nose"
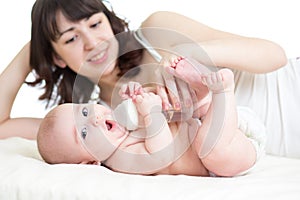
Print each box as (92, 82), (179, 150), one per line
(91, 115), (102, 126)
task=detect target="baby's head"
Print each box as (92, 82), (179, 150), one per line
(37, 103), (128, 165)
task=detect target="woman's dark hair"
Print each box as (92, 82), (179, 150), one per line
(28, 0), (143, 107)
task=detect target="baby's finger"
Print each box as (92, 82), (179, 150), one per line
(128, 82), (137, 97)
(135, 95), (143, 103)
(211, 73), (217, 83)
(216, 71), (223, 82)
(135, 83), (144, 95)
(119, 84), (129, 99)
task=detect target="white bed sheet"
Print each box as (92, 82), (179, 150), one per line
(0, 137), (300, 200)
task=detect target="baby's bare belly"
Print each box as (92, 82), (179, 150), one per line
(156, 147), (209, 176)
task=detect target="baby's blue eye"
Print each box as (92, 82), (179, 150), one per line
(81, 127), (88, 139)
(82, 107), (88, 117)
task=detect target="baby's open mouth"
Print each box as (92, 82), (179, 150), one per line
(105, 120), (113, 130)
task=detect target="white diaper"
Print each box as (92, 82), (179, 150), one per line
(237, 106), (266, 162)
(209, 106), (266, 177)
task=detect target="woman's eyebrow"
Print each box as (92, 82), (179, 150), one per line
(59, 27), (75, 38)
(58, 16), (92, 38)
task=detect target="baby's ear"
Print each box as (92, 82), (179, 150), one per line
(80, 160), (100, 165)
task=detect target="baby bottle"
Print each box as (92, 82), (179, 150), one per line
(112, 99), (139, 131)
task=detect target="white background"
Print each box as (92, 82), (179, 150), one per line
(1, 0), (299, 118)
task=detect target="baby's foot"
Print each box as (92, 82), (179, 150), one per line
(201, 68), (234, 93)
(165, 57), (204, 87)
(164, 57), (210, 100)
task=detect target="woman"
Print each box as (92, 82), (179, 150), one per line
(0, 0), (289, 156)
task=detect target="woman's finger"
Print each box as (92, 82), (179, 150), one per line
(162, 70), (181, 111)
(156, 85), (172, 110)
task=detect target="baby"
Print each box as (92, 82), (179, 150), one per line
(38, 59), (265, 177)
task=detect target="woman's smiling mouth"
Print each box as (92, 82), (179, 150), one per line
(88, 50), (107, 63)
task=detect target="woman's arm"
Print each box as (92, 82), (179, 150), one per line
(141, 11), (287, 73)
(0, 42), (41, 139)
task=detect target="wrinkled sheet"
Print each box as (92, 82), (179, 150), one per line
(0, 137), (300, 200)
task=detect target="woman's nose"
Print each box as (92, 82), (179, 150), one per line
(83, 34), (98, 51)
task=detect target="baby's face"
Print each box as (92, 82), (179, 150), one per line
(53, 103), (129, 163)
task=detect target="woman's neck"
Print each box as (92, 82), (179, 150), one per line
(98, 82), (115, 104)
(97, 67), (121, 105)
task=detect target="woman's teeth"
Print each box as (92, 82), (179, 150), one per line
(90, 51), (105, 62)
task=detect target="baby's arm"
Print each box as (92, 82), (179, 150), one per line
(134, 92), (174, 154)
(119, 81), (174, 152)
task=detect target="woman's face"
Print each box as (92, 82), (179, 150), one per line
(52, 11), (119, 83)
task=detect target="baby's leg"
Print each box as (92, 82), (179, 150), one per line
(193, 69), (256, 176)
(196, 68), (237, 155)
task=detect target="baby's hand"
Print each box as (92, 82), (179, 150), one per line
(119, 81), (144, 100)
(134, 92), (162, 117)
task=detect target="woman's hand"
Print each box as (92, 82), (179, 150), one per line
(155, 54), (195, 121)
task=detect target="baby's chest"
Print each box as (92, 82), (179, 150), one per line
(119, 129), (147, 152)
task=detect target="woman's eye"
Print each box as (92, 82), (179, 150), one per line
(91, 21), (101, 28)
(82, 107), (88, 117)
(81, 127), (88, 139)
(65, 36), (78, 44)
